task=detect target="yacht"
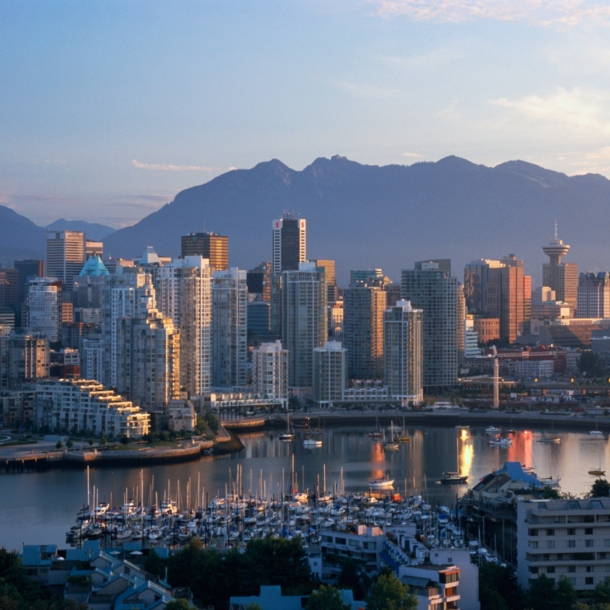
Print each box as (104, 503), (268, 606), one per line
(368, 476), (395, 489)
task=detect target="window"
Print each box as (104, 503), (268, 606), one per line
(529, 541), (539, 549)
(547, 528), (555, 536)
(529, 567), (539, 574)
(586, 577), (594, 585)
(604, 540), (610, 548)
(585, 528), (593, 535)
(547, 567), (555, 574)
(547, 541), (555, 549)
(568, 540), (576, 548)
(569, 566), (576, 573)
(586, 540), (595, 548)
(605, 566), (610, 573)
(335, 538), (346, 545)
(568, 578), (577, 585)
(568, 528), (576, 536)
(587, 566), (593, 573)
(529, 529), (539, 536)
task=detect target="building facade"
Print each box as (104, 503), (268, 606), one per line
(313, 341), (347, 406)
(180, 232), (228, 271)
(46, 230), (85, 291)
(577, 272), (610, 319)
(542, 228), (578, 315)
(0, 335), (50, 390)
(343, 277), (387, 380)
(212, 268), (248, 388)
(281, 263), (327, 390)
(27, 278), (61, 342)
(383, 300), (424, 406)
(401, 261), (459, 390)
(252, 340), (288, 403)
(272, 214), (306, 275)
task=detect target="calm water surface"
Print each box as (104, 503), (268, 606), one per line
(0, 424), (606, 550)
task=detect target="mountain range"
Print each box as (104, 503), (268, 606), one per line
(104, 155), (610, 285)
(3, 155), (610, 285)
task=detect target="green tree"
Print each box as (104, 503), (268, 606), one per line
(55, 441), (63, 450)
(542, 486), (560, 499)
(365, 572), (417, 610)
(143, 549), (166, 579)
(165, 600), (193, 610)
(526, 573), (557, 610)
(88, 438), (94, 446)
(65, 440), (73, 449)
(337, 558), (366, 600)
(556, 576), (578, 610)
(578, 351), (606, 377)
(120, 435), (130, 445)
(99, 435), (107, 446)
(479, 562), (524, 610)
(591, 478), (610, 498)
(245, 604), (262, 610)
(593, 576), (610, 604)
(204, 410), (220, 434)
(307, 585), (350, 610)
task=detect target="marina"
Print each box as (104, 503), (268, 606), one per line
(1, 423), (609, 552)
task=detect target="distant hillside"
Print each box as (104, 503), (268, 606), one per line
(46, 218), (116, 241)
(97, 156), (610, 284)
(0, 205), (45, 266)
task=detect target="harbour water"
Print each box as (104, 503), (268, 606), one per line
(0, 424), (607, 551)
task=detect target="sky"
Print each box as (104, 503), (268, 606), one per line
(2, 0), (610, 228)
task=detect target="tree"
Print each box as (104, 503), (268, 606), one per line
(479, 562), (524, 610)
(591, 478), (610, 498)
(542, 486), (560, 499)
(365, 572), (417, 610)
(66, 440), (73, 449)
(526, 573), (559, 610)
(55, 441), (63, 450)
(120, 435), (130, 445)
(204, 410), (219, 434)
(578, 351), (606, 378)
(88, 438), (94, 446)
(165, 600), (193, 610)
(307, 585), (350, 610)
(593, 576), (610, 604)
(144, 548), (166, 579)
(337, 558), (366, 600)
(245, 604), (262, 610)
(556, 577), (578, 610)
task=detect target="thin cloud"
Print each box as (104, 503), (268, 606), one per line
(132, 159), (223, 172)
(490, 87), (610, 135)
(402, 152), (424, 157)
(335, 80), (396, 99)
(370, 0), (610, 27)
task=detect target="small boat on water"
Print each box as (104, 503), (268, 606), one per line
(279, 414), (295, 441)
(486, 426), (501, 435)
(303, 438), (322, 448)
(368, 417), (383, 439)
(368, 476), (395, 489)
(455, 425), (470, 431)
(538, 436), (560, 444)
(589, 469), (606, 476)
(590, 430), (604, 438)
(439, 472), (468, 484)
(489, 436), (512, 447)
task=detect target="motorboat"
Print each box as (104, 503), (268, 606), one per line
(303, 438), (322, 448)
(368, 476), (395, 489)
(489, 437), (512, 447)
(439, 472), (468, 484)
(486, 426), (501, 435)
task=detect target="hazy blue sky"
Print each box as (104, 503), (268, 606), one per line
(2, 0), (610, 227)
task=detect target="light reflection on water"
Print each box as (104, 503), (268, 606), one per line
(0, 425), (606, 550)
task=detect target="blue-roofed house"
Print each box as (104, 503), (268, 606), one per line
(21, 545), (58, 583)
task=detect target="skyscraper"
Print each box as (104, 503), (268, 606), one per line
(27, 278), (62, 342)
(282, 262), (327, 390)
(252, 341), (288, 405)
(181, 232), (229, 271)
(542, 225), (578, 315)
(313, 259), (338, 304)
(313, 341), (347, 406)
(577, 272), (610, 318)
(272, 214), (306, 275)
(14, 260), (44, 307)
(383, 300), (423, 406)
(343, 277), (387, 380)
(46, 230), (85, 291)
(401, 261), (459, 390)
(155, 256), (212, 396)
(212, 268), (248, 388)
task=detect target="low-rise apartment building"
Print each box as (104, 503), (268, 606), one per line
(518, 498), (610, 592)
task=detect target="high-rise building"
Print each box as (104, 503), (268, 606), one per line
(27, 278), (62, 342)
(0, 268), (19, 310)
(116, 309), (181, 412)
(577, 272), (610, 318)
(313, 341), (347, 406)
(46, 230), (85, 291)
(101, 268), (157, 389)
(402, 261), (459, 390)
(350, 269), (384, 285)
(314, 259), (338, 304)
(542, 225), (578, 315)
(383, 300), (423, 406)
(252, 340), (288, 404)
(181, 232), (228, 271)
(282, 262), (327, 390)
(155, 256), (212, 396)
(14, 260), (44, 308)
(272, 214), (306, 275)
(464, 255), (526, 344)
(86, 240), (103, 259)
(247, 261), (272, 302)
(343, 277), (387, 380)
(212, 268), (248, 388)
(0, 334), (50, 390)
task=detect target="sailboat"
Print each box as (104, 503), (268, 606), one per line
(440, 432), (468, 484)
(538, 420), (560, 443)
(279, 414), (295, 441)
(396, 417), (411, 443)
(381, 424), (400, 451)
(368, 418), (383, 439)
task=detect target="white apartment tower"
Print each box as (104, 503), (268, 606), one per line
(212, 268), (248, 388)
(272, 214), (306, 275)
(101, 268), (156, 389)
(155, 256), (212, 396)
(282, 262), (327, 390)
(27, 278), (61, 342)
(46, 230), (85, 291)
(252, 340), (288, 403)
(313, 341), (347, 406)
(383, 300), (424, 406)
